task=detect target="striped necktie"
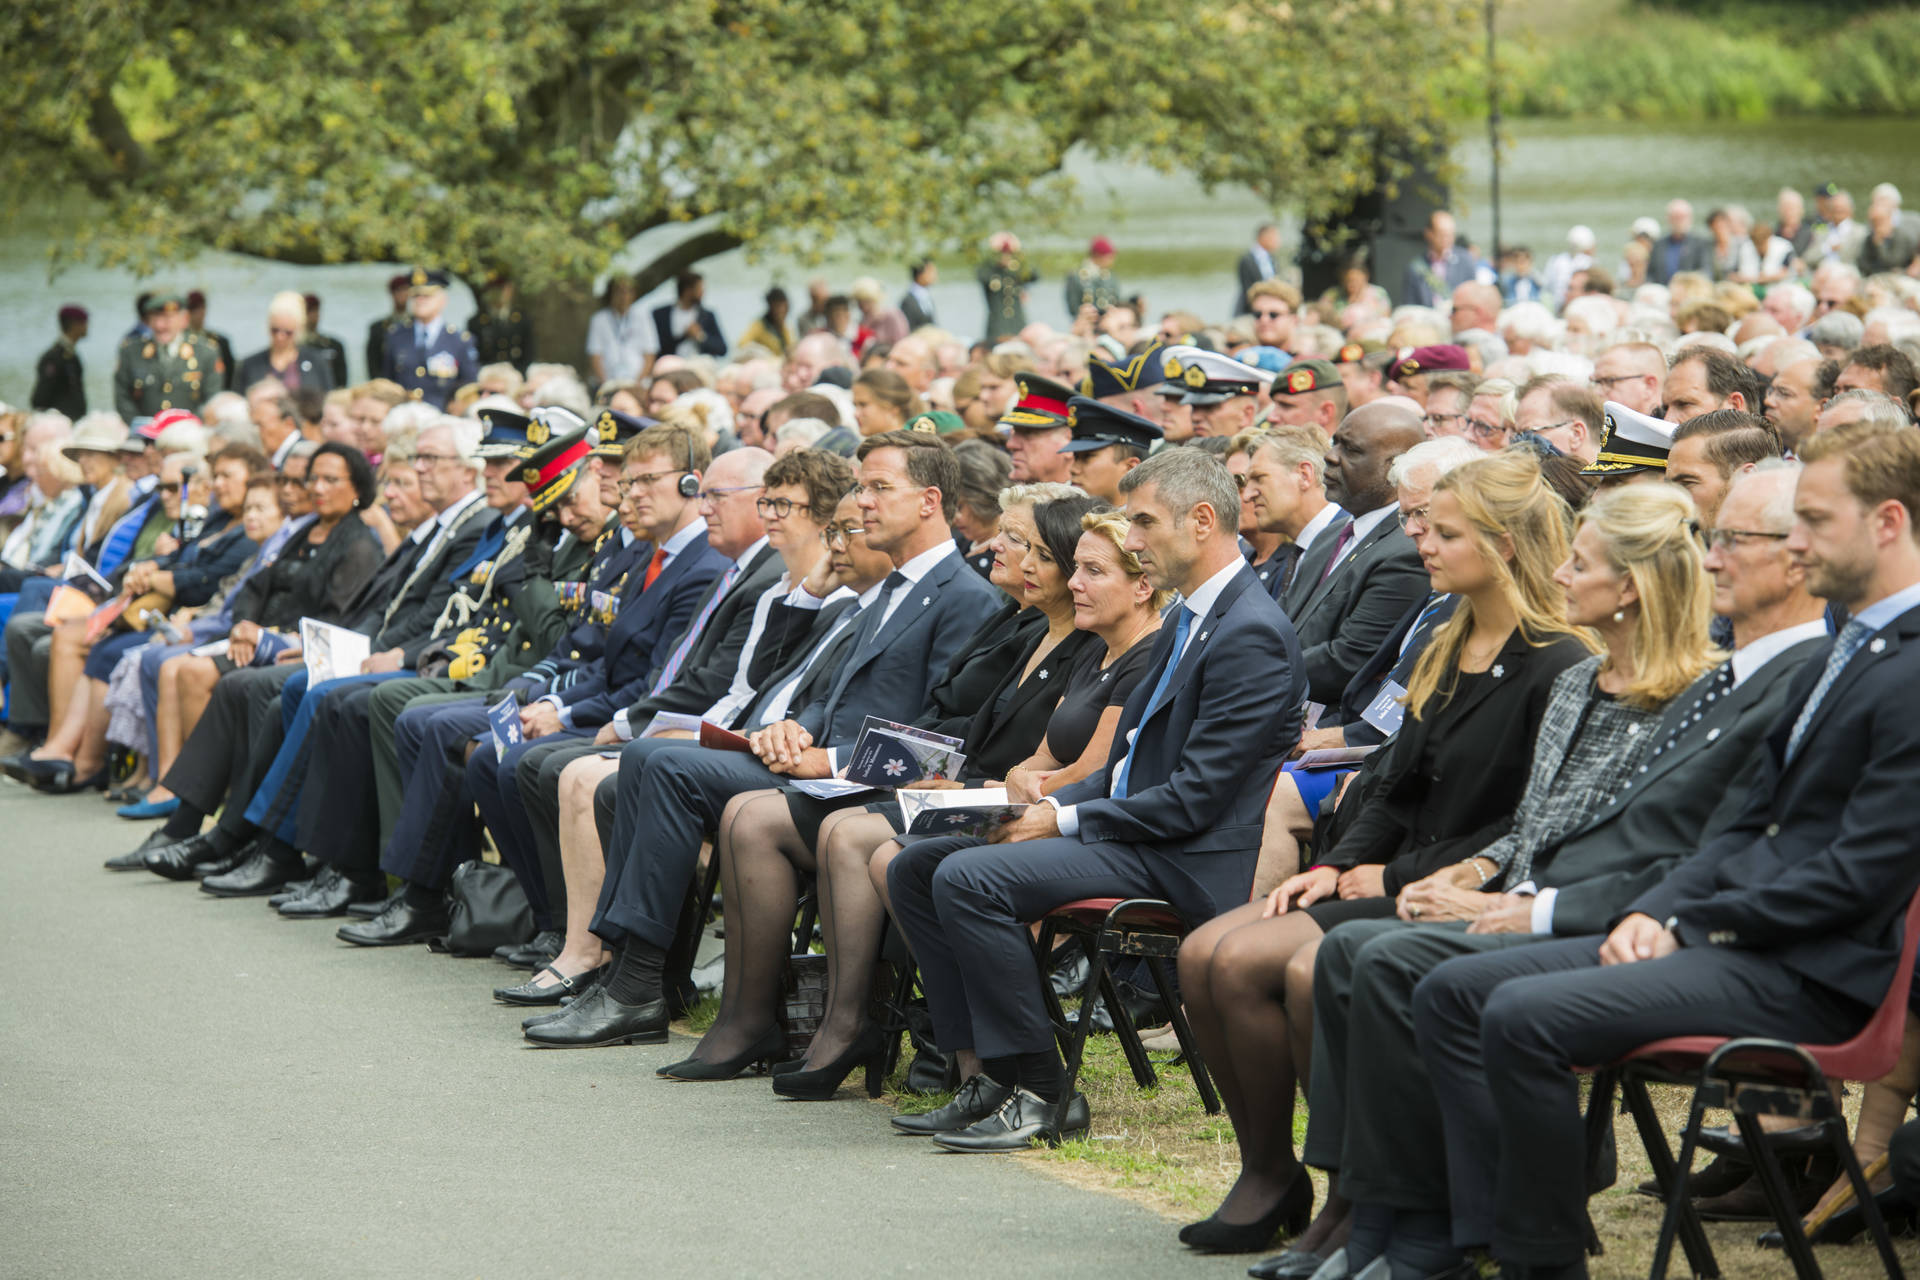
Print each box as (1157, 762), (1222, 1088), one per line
(1784, 619), (1872, 764)
(649, 562), (741, 693)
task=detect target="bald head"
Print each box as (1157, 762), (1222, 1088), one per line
(1324, 401), (1427, 513)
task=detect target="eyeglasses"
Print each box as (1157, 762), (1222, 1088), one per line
(156, 482), (181, 495)
(1397, 505), (1431, 532)
(699, 484), (764, 503)
(1464, 419), (1507, 441)
(854, 479), (916, 498)
(1000, 530), (1032, 553)
(1706, 528), (1791, 550)
(1253, 308), (1293, 320)
(1530, 419), (1582, 436)
(616, 470), (686, 496)
(823, 523), (866, 548)
(1590, 374), (1642, 390)
(1423, 411), (1467, 431)
(755, 496), (798, 518)
(411, 451), (460, 467)
(275, 474), (308, 488)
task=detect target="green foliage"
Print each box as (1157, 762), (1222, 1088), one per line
(1491, 7), (1920, 120)
(0, 0), (1480, 289)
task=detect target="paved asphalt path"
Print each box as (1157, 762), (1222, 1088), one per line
(1, 789), (1252, 1279)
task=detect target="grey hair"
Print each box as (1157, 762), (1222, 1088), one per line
(1808, 310), (1864, 352)
(1246, 425), (1330, 484)
(1388, 436), (1481, 490)
(531, 377), (593, 420)
(438, 415), (487, 479)
(1118, 445), (1241, 529)
(1739, 458), (1804, 532)
(773, 417), (831, 449)
(1470, 377), (1520, 427)
(999, 481), (1081, 510)
(1825, 387), (1912, 428)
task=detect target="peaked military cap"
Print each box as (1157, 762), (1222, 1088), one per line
(1059, 396), (1163, 454)
(1582, 401), (1675, 477)
(997, 372), (1076, 431)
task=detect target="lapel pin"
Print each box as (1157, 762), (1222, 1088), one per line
(1038, 669), (1049, 680)
(1870, 637), (1887, 654)
(1198, 630), (1209, 642)
(1491, 663), (1504, 678)
(921, 595), (931, 607)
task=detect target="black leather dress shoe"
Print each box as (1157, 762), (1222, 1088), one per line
(336, 896), (449, 947)
(498, 929), (563, 969)
(891, 1074), (1014, 1135)
(1067, 978), (1167, 1035)
(267, 878), (315, 908)
(201, 844), (304, 897)
(1758, 1185), (1917, 1248)
(143, 834), (225, 881)
(279, 867), (386, 918)
(932, 1087), (1089, 1152)
(106, 829), (174, 871)
(1246, 1246), (1331, 1279)
(1697, 1122), (1830, 1157)
(346, 887), (402, 919)
(522, 986), (668, 1048)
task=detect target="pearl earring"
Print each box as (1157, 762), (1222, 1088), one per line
(1612, 609), (1627, 623)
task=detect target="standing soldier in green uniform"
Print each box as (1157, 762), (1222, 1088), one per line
(113, 293), (225, 420)
(31, 305), (89, 420)
(472, 277), (534, 373)
(977, 231), (1037, 342)
(185, 291), (236, 391)
(1065, 235), (1123, 318)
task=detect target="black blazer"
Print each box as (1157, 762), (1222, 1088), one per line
(652, 303), (727, 358)
(1337, 593), (1458, 747)
(1055, 563), (1304, 920)
(1536, 634), (1823, 936)
(626, 541), (785, 720)
(917, 600), (1046, 741)
(1286, 512), (1432, 705)
(364, 499), (494, 662)
(235, 347), (335, 394)
(229, 513), (384, 631)
(1320, 629), (1592, 895)
(555, 532), (728, 727)
(951, 624), (1096, 783)
(1632, 602), (1920, 1009)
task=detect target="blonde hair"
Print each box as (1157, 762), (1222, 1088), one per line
(267, 290), (306, 327)
(1079, 508), (1176, 613)
(1403, 453), (1594, 718)
(1578, 483), (1722, 709)
(1236, 424), (1330, 483)
(36, 439), (83, 489)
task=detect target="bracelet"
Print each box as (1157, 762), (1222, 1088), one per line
(1466, 859), (1492, 886)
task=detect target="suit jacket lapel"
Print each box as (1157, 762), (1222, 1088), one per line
(1284, 515), (1350, 616)
(1427, 628), (1534, 727)
(851, 554), (958, 674)
(1297, 516), (1399, 622)
(1139, 570), (1253, 732)
(1783, 612), (1915, 770)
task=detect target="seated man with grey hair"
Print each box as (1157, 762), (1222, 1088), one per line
(1818, 387), (1912, 434)
(886, 445), (1306, 1150)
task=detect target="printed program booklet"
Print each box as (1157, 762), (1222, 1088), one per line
(897, 787), (1028, 838)
(299, 618), (371, 687)
(844, 717), (966, 788)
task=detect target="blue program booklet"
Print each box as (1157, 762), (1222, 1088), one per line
(487, 696), (524, 761)
(843, 717), (966, 788)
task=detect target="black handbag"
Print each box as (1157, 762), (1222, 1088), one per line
(432, 859), (534, 956)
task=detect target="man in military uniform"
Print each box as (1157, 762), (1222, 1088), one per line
(1060, 395), (1160, 504)
(1065, 235), (1123, 319)
(1161, 344), (1268, 439)
(472, 277), (534, 372)
(113, 293), (226, 419)
(1079, 340), (1171, 432)
(185, 291), (236, 391)
(30, 305), (88, 420)
(382, 268), (479, 408)
(999, 371), (1077, 484)
(365, 273), (411, 382)
(303, 294), (350, 386)
(977, 232), (1037, 342)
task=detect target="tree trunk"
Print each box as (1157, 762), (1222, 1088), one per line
(524, 280), (595, 377)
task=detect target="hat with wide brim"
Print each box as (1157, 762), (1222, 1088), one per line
(62, 417), (132, 458)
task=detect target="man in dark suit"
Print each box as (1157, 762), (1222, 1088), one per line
(1401, 212), (1487, 308)
(1649, 198), (1716, 285)
(1283, 402), (1429, 704)
(335, 423), (724, 945)
(1234, 223), (1282, 315)
(1403, 424), (1920, 1279)
(1265, 465), (1829, 1280)
(477, 447), (778, 919)
(381, 268), (479, 408)
(652, 271), (727, 359)
(1248, 423), (1345, 609)
(30, 305), (88, 419)
(524, 430), (997, 1047)
(885, 447), (1305, 1151)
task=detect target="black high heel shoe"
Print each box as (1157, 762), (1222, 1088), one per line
(658, 1026), (790, 1081)
(771, 1025), (889, 1100)
(1180, 1166), (1315, 1253)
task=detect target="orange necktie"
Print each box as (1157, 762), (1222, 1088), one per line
(643, 547), (667, 590)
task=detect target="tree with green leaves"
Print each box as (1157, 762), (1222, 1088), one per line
(3, 0), (1479, 345)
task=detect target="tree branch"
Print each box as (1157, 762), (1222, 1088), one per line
(632, 227), (743, 296)
(86, 90), (150, 185)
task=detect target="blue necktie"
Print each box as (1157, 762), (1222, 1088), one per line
(1111, 606), (1192, 800)
(415, 324), (429, 349)
(1784, 618), (1872, 764)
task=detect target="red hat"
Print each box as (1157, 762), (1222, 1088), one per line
(141, 408), (203, 441)
(186, 290), (207, 310)
(303, 293), (321, 309)
(388, 272), (413, 292)
(57, 305), (88, 327)
(1388, 344), (1472, 381)
(1089, 235), (1116, 256)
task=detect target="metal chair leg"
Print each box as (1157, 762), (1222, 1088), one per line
(1735, 1110), (1824, 1280)
(1826, 1114), (1907, 1280)
(1623, 1072), (1719, 1280)
(1146, 956), (1220, 1114)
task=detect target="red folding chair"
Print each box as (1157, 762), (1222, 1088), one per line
(1589, 884), (1920, 1280)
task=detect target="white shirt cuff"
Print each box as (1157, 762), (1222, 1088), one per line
(1529, 887), (1558, 935)
(540, 693), (573, 729)
(612, 708), (634, 742)
(1045, 797), (1079, 836)
(787, 586), (828, 609)
(824, 747), (840, 774)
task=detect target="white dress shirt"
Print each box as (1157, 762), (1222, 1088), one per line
(1292, 502), (1346, 560)
(1325, 502), (1396, 576)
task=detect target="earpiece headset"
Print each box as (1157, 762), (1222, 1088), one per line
(678, 473), (701, 498)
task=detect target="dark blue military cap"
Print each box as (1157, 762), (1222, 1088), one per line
(1059, 396), (1164, 454)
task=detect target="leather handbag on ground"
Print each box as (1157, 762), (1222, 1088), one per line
(431, 859), (534, 956)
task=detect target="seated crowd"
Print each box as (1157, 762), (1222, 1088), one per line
(9, 252), (1920, 1280)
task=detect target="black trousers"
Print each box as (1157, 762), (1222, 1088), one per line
(291, 680), (385, 874)
(590, 739), (780, 948)
(515, 738), (611, 931)
(1304, 919), (1538, 1236)
(162, 664), (300, 839)
(1413, 935), (1864, 1266)
(886, 834), (1164, 1059)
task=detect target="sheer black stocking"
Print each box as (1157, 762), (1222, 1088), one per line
(801, 811), (899, 1069)
(689, 790), (812, 1063)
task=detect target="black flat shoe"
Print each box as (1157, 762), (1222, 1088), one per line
(336, 895), (449, 947)
(659, 1026), (789, 1081)
(106, 829), (173, 871)
(891, 1074), (1014, 1135)
(0, 751), (39, 783)
(932, 1087), (1089, 1152)
(201, 844), (304, 897)
(522, 986), (668, 1048)
(771, 1025), (888, 1100)
(1183, 1168), (1315, 1253)
(495, 963), (607, 1007)
(27, 758), (107, 795)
